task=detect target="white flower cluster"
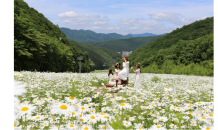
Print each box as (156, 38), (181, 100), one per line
(14, 71), (214, 130)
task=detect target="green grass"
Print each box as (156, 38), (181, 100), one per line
(91, 70), (108, 73)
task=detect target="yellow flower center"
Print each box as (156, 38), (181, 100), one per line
(190, 89), (193, 91)
(17, 74), (20, 76)
(21, 107), (29, 111)
(45, 123), (47, 125)
(120, 103), (125, 106)
(202, 117), (206, 119)
(189, 111), (192, 114)
(70, 124), (74, 127)
(198, 102), (201, 104)
(60, 105), (67, 109)
(84, 127), (89, 130)
(69, 96), (74, 100)
(102, 126), (106, 129)
(81, 107), (85, 110)
(72, 112), (76, 115)
(100, 112), (105, 115)
(206, 127), (210, 130)
(91, 115), (95, 119)
(209, 113), (213, 117)
(167, 87), (170, 89)
(104, 116), (107, 118)
(126, 123), (128, 125)
(161, 119), (164, 121)
(41, 125), (44, 127)
(80, 119), (84, 121)
(14, 124), (16, 127)
(157, 126), (161, 128)
(36, 116), (40, 119)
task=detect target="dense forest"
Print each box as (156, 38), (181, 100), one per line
(129, 17), (214, 76)
(61, 27), (132, 44)
(14, 0), (92, 72)
(91, 35), (163, 52)
(71, 40), (122, 70)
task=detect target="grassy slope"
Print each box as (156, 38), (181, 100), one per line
(71, 40), (122, 70)
(130, 17), (213, 66)
(91, 35), (163, 52)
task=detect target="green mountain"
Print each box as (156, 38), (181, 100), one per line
(60, 27), (133, 44)
(71, 40), (122, 70)
(91, 35), (163, 52)
(14, 0), (92, 72)
(129, 17), (213, 76)
(127, 33), (158, 37)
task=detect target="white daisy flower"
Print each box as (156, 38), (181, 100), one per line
(123, 120), (132, 127)
(66, 122), (78, 129)
(14, 103), (36, 118)
(82, 125), (93, 130)
(32, 115), (44, 121)
(158, 116), (168, 122)
(164, 87), (172, 91)
(149, 124), (166, 130)
(65, 96), (78, 104)
(187, 89), (196, 93)
(169, 123), (177, 129)
(200, 125), (214, 130)
(117, 103), (132, 110)
(51, 103), (75, 116)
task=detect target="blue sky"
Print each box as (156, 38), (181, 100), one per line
(24, 0), (213, 34)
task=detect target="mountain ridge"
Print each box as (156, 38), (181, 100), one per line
(60, 27), (133, 44)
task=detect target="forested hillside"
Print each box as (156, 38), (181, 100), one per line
(91, 35), (163, 52)
(71, 40), (122, 70)
(61, 27), (132, 44)
(129, 17), (213, 76)
(14, 0), (92, 72)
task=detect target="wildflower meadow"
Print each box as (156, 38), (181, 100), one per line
(14, 71), (214, 130)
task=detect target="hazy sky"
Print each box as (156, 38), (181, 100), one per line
(24, 0), (213, 35)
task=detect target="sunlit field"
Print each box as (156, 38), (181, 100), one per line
(14, 71), (214, 130)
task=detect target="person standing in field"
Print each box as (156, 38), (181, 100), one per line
(118, 56), (129, 81)
(131, 62), (141, 88)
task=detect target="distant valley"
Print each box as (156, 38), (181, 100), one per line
(61, 27), (166, 45)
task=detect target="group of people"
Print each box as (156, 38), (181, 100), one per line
(108, 56), (141, 88)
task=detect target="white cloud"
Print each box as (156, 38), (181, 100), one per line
(108, 4), (129, 8)
(148, 12), (182, 23)
(91, 26), (100, 29)
(58, 11), (78, 17)
(148, 12), (209, 26)
(94, 21), (107, 25)
(118, 18), (158, 26)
